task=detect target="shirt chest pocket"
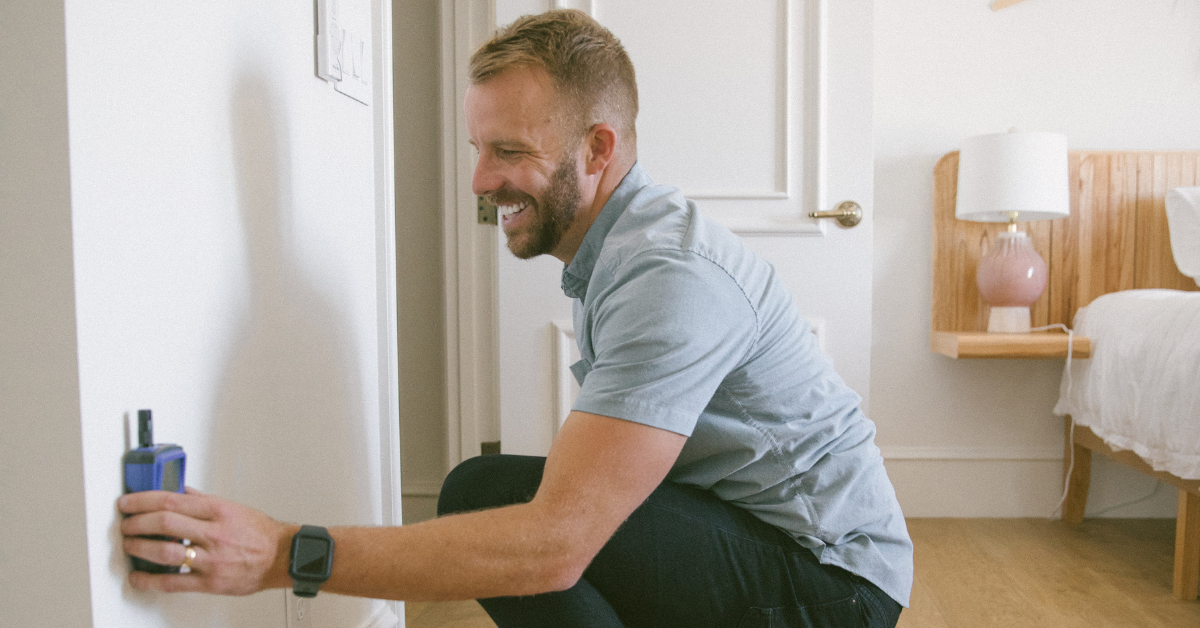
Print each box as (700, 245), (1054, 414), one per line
(569, 358), (592, 386)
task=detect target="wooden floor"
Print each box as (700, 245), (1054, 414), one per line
(405, 518), (1200, 628)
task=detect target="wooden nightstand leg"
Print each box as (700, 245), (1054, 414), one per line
(1174, 489), (1200, 601)
(1062, 416), (1091, 524)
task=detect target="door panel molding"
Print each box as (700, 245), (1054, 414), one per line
(550, 320), (578, 436)
(557, 0), (830, 236)
(553, 0), (594, 13)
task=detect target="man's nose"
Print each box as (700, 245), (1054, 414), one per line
(472, 153), (503, 197)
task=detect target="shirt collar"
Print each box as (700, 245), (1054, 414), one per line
(561, 162), (652, 299)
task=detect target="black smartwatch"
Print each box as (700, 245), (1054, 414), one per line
(288, 525), (334, 598)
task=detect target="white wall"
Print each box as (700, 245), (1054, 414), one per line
(872, 0), (1200, 517)
(0, 4), (94, 627)
(3, 1), (398, 626)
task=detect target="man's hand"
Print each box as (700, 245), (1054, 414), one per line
(118, 487), (296, 595)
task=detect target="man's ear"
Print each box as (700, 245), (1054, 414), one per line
(584, 123), (617, 176)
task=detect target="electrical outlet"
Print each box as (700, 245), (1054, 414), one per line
(285, 590), (314, 628)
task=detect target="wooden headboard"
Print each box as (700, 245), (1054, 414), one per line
(933, 150), (1200, 334)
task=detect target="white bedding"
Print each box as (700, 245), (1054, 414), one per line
(1054, 289), (1200, 480)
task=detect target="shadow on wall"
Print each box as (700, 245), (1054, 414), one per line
(155, 71), (375, 628)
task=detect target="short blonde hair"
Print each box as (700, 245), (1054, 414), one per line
(469, 9), (638, 144)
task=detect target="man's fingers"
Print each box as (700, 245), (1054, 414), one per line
(118, 490), (218, 520)
(116, 489), (284, 597)
(128, 570), (207, 594)
(121, 509), (208, 543)
(123, 536), (199, 571)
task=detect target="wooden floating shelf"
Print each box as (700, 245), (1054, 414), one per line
(930, 331), (1091, 359)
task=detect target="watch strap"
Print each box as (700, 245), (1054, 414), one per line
(292, 578), (322, 598)
(289, 524), (334, 598)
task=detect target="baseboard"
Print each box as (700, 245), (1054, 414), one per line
(885, 454), (1178, 518)
(885, 456), (1065, 517)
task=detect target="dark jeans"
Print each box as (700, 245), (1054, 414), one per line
(437, 455), (902, 628)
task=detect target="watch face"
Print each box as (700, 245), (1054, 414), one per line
(294, 537), (331, 577)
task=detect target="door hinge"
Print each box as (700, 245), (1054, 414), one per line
(477, 197), (497, 225)
(480, 441), (501, 456)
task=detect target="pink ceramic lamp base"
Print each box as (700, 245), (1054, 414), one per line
(976, 231), (1047, 333)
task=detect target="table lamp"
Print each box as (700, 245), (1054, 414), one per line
(956, 130), (1069, 333)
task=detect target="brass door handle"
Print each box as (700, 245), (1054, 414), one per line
(808, 201), (863, 228)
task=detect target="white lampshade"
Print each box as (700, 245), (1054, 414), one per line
(956, 131), (1070, 222)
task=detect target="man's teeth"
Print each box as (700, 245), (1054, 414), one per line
(499, 201), (529, 218)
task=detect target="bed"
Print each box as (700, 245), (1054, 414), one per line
(930, 151), (1200, 601)
(1056, 288), (1200, 601)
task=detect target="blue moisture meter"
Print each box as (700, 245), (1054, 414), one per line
(123, 409), (187, 573)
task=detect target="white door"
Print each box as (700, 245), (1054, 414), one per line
(490, 0), (875, 456)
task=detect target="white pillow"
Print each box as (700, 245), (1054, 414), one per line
(1165, 186), (1200, 283)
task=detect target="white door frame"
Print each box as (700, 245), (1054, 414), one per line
(370, 0), (404, 621)
(440, 0), (499, 470)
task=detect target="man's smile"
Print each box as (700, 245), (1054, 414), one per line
(499, 201), (530, 222)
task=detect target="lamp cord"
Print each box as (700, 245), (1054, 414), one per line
(1050, 419), (1077, 520)
(1030, 323), (1073, 399)
(1030, 323), (1075, 519)
(1035, 323), (1164, 519)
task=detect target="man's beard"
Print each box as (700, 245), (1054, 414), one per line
(495, 154), (583, 260)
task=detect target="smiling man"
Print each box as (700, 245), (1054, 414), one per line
(467, 63), (586, 260)
(120, 9), (911, 628)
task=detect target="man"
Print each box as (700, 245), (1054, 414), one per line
(121, 9), (912, 627)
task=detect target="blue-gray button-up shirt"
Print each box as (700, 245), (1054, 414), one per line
(564, 164), (913, 607)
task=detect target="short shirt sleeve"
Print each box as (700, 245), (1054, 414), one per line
(572, 249), (758, 436)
